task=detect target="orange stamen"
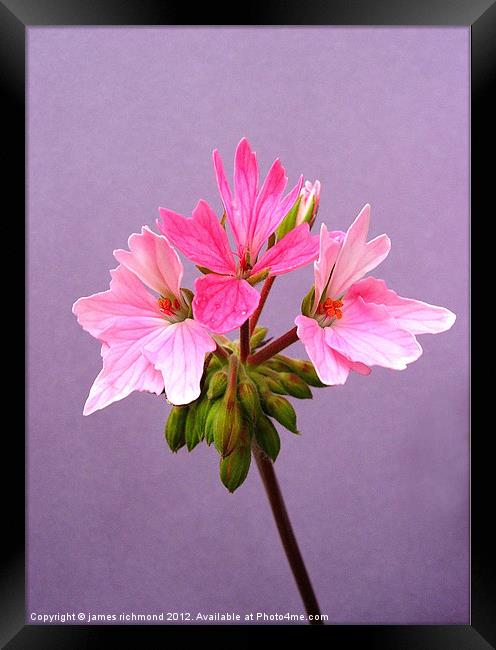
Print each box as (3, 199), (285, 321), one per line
(158, 297), (176, 316)
(319, 296), (344, 320)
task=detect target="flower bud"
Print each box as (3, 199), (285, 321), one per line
(260, 392), (298, 434)
(204, 399), (223, 446)
(250, 326), (269, 350)
(165, 405), (188, 452)
(255, 415), (280, 461)
(278, 372), (312, 399)
(237, 375), (261, 422)
(295, 180), (320, 227)
(249, 368), (286, 395)
(193, 396), (210, 442)
(185, 401), (201, 451)
(277, 355), (326, 387)
(214, 397), (243, 457)
(219, 422), (252, 493)
(207, 369), (228, 400)
(265, 357), (292, 373)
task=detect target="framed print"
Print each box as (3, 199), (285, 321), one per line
(3, 0), (490, 647)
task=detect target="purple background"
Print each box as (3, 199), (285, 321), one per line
(28, 28), (469, 624)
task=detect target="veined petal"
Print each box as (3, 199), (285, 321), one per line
(72, 265), (160, 341)
(328, 204), (391, 298)
(252, 223), (319, 276)
(193, 274), (260, 333)
(143, 319), (216, 405)
(348, 277), (456, 335)
(114, 226), (183, 297)
(313, 224), (342, 311)
(233, 137), (259, 250)
(327, 296), (422, 370)
(213, 148), (242, 250)
(249, 158), (287, 256)
(294, 315), (351, 385)
(158, 200), (236, 275)
(83, 329), (165, 415)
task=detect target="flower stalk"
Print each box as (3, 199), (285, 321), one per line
(252, 440), (323, 624)
(247, 326), (299, 366)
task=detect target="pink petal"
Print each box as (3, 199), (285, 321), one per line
(328, 204), (391, 298)
(73, 265), (160, 341)
(158, 200), (236, 275)
(143, 318), (216, 405)
(233, 137), (259, 250)
(294, 315), (351, 385)
(113, 226), (183, 297)
(193, 274), (260, 333)
(313, 224), (342, 311)
(249, 158), (287, 256)
(327, 296), (422, 370)
(251, 223), (320, 276)
(83, 329), (165, 415)
(348, 277), (456, 335)
(213, 148), (242, 250)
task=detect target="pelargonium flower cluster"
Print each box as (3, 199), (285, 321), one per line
(73, 138), (455, 491)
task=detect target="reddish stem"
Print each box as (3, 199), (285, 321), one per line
(239, 320), (250, 364)
(247, 326), (298, 366)
(249, 275), (276, 335)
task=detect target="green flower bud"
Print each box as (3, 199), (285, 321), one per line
(255, 415), (280, 461)
(214, 397), (243, 458)
(278, 355), (326, 387)
(265, 357), (292, 373)
(204, 399), (223, 446)
(260, 392), (298, 434)
(278, 372), (312, 399)
(248, 368), (286, 395)
(220, 422), (252, 492)
(207, 369), (228, 400)
(194, 396), (210, 441)
(250, 326), (269, 350)
(165, 405), (188, 452)
(185, 401), (201, 451)
(237, 375), (261, 422)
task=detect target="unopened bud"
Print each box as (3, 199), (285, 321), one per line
(265, 357), (292, 373)
(237, 375), (261, 422)
(255, 415), (281, 461)
(185, 401), (201, 451)
(278, 372), (312, 399)
(194, 396), (210, 442)
(204, 399), (223, 446)
(165, 405), (188, 452)
(207, 369), (228, 400)
(250, 326), (269, 350)
(260, 392), (298, 434)
(295, 180), (321, 228)
(219, 422), (252, 493)
(214, 397), (243, 457)
(257, 367), (288, 395)
(278, 356), (326, 387)
(248, 368), (286, 395)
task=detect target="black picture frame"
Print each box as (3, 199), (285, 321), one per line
(5, 1), (487, 647)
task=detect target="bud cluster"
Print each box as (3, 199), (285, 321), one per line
(163, 327), (326, 492)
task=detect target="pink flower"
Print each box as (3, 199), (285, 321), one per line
(295, 204), (456, 385)
(72, 227), (216, 415)
(158, 138), (319, 333)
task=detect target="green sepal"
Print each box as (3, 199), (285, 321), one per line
(165, 405), (189, 452)
(204, 399), (223, 446)
(275, 196), (302, 241)
(256, 367), (288, 395)
(255, 415), (280, 461)
(301, 286), (315, 317)
(219, 422), (252, 493)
